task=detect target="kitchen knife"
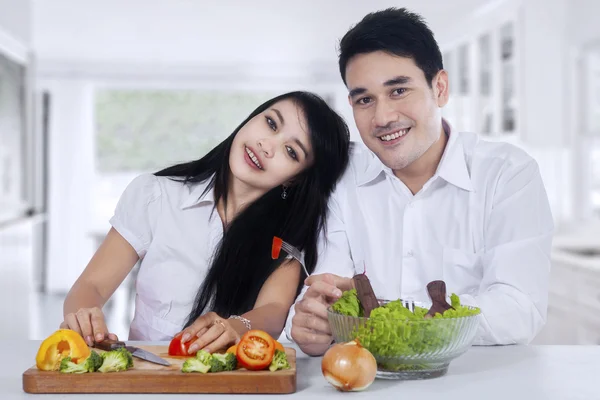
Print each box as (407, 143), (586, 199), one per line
(94, 339), (171, 366)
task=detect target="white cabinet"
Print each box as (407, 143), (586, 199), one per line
(534, 245), (600, 345)
(440, 1), (521, 140)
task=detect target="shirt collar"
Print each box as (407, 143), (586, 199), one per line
(179, 178), (216, 209)
(436, 120), (474, 192)
(355, 119), (474, 192)
(354, 146), (388, 186)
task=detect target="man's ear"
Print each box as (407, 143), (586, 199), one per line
(433, 69), (449, 108)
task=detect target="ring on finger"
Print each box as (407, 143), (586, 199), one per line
(214, 319), (226, 329)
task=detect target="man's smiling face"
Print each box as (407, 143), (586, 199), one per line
(345, 51), (449, 171)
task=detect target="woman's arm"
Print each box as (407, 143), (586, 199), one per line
(182, 260), (301, 353)
(61, 228), (139, 343)
(243, 259), (302, 337)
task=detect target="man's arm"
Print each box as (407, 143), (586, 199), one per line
(460, 159), (554, 345)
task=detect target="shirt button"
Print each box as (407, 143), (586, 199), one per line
(405, 250), (414, 257)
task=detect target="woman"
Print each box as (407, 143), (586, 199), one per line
(60, 91), (350, 354)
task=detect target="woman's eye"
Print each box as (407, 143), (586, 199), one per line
(266, 116), (277, 131)
(286, 146), (298, 160)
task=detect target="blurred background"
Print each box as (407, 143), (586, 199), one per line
(0, 0), (599, 344)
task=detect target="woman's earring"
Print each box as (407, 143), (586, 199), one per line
(281, 185), (288, 200)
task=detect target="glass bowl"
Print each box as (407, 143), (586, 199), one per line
(327, 299), (480, 380)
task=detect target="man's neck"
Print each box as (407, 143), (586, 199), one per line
(393, 126), (448, 195)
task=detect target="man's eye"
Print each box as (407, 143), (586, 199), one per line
(356, 97), (371, 105)
(392, 88), (407, 96)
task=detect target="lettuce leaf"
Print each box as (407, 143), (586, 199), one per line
(331, 290), (480, 360)
(331, 288), (363, 317)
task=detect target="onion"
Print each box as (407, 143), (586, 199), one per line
(321, 340), (377, 392)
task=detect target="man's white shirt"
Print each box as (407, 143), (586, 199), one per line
(286, 121), (554, 346)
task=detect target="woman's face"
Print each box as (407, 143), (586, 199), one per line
(229, 98), (314, 192)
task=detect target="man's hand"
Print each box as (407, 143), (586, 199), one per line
(291, 273), (354, 356)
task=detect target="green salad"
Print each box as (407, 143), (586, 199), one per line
(331, 289), (480, 369)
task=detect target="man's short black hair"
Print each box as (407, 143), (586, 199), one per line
(338, 8), (443, 87)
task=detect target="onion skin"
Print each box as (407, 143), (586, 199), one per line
(321, 340), (377, 392)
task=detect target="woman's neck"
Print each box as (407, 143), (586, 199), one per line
(218, 173), (266, 227)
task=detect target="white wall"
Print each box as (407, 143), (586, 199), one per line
(521, 0), (568, 148)
(43, 79), (97, 293)
(32, 0), (486, 68)
(0, 0), (31, 46)
(568, 0), (600, 47)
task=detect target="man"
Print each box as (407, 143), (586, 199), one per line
(286, 8), (554, 356)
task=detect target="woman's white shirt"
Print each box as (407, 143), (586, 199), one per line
(109, 173), (222, 340)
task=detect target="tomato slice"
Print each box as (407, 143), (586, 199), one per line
(168, 332), (194, 356)
(229, 340), (282, 354)
(236, 330), (276, 370)
(272, 237), (283, 259)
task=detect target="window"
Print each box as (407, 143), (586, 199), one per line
(458, 44), (470, 95)
(478, 33), (493, 134)
(95, 90), (279, 173)
(590, 60), (600, 216)
(500, 22), (516, 133)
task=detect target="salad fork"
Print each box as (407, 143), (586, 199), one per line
(272, 236), (310, 278)
(402, 299), (415, 313)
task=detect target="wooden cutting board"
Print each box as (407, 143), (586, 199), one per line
(22, 345), (296, 394)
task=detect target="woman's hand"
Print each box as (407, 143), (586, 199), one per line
(180, 312), (241, 354)
(60, 307), (119, 346)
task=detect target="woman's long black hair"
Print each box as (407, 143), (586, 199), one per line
(154, 91), (350, 327)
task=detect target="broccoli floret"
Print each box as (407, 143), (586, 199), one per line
(59, 357), (88, 374)
(195, 349), (212, 364)
(117, 347), (134, 369)
(211, 352), (237, 372)
(59, 351), (104, 374)
(85, 350), (104, 372)
(268, 350), (290, 372)
(181, 349), (212, 373)
(182, 357), (211, 373)
(209, 357), (226, 373)
(98, 348), (134, 373)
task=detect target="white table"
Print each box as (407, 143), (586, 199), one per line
(4, 341), (597, 399)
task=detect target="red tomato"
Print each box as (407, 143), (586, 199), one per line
(236, 330), (276, 370)
(168, 332), (194, 356)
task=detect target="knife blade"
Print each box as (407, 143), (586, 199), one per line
(93, 339), (171, 366)
(126, 346), (171, 366)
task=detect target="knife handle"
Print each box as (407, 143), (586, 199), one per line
(94, 338), (126, 351)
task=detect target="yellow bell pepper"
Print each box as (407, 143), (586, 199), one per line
(35, 329), (91, 371)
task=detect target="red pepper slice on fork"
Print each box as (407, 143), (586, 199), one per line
(272, 236), (283, 259)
